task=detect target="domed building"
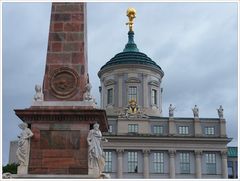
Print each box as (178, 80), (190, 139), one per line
(98, 31), (164, 118)
(99, 8), (230, 179)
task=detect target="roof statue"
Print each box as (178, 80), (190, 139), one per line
(126, 8), (136, 32)
(217, 105), (224, 119)
(169, 104), (176, 118)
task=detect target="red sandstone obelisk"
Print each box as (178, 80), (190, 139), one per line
(43, 3), (87, 101)
(15, 3), (108, 175)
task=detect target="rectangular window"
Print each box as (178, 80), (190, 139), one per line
(228, 161), (233, 178)
(178, 126), (189, 135)
(153, 125), (163, 134)
(128, 86), (137, 101)
(104, 151), (112, 172)
(128, 152), (138, 173)
(180, 152), (190, 174)
(153, 152), (164, 173)
(152, 89), (157, 105)
(206, 153), (216, 174)
(128, 124), (138, 133)
(108, 125), (113, 133)
(107, 88), (113, 104)
(205, 127), (215, 135)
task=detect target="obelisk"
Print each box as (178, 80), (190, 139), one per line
(15, 2), (108, 175)
(43, 2), (87, 101)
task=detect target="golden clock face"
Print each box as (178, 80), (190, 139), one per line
(50, 67), (79, 99)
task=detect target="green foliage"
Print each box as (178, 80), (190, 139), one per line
(2, 163), (19, 174)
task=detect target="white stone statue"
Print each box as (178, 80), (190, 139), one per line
(169, 104), (176, 117)
(34, 84), (43, 101)
(2, 172), (12, 179)
(192, 105), (199, 118)
(83, 74), (95, 102)
(16, 122), (33, 174)
(217, 105), (224, 119)
(87, 123), (108, 177)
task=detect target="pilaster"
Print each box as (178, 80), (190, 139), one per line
(168, 118), (176, 136)
(118, 74), (123, 107)
(143, 149), (150, 178)
(143, 74), (148, 108)
(168, 149), (176, 178)
(194, 150), (202, 178)
(219, 119), (227, 137)
(194, 118), (202, 137)
(221, 150), (228, 178)
(116, 149), (124, 178)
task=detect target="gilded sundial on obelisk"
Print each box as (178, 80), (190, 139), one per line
(126, 8), (136, 32)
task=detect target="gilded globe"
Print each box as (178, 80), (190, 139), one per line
(126, 8), (136, 18)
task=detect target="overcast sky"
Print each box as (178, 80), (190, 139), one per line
(2, 2), (238, 165)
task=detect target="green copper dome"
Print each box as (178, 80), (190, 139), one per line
(100, 31), (164, 74)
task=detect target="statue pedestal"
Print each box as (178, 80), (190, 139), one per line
(88, 168), (100, 177)
(17, 165), (28, 175)
(15, 104), (108, 175)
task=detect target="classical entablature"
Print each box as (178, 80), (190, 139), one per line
(104, 79), (116, 86)
(148, 80), (160, 87)
(125, 77), (141, 83)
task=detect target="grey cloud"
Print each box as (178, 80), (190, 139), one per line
(2, 2), (238, 166)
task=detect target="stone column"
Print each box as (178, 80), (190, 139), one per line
(143, 149), (150, 178)
(169, 149), (176, 178)
(221, 150), (228, 178)
(195, 150), (202, 178)
(117, 149), (124, 178)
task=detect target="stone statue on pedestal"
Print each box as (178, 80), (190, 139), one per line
(192, 105), (199, 118)
(217, 105), (224, 119)
(33, 85), (43, 101)
(87, 123), (108, 177)
(169, 104), (176, 117)
(83, 74), (95, 103)
(16, 122), (34, 174)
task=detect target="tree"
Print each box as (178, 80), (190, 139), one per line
(2, 163), (19, 174)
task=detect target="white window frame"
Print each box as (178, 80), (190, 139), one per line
(107, 88), (113, 105)
(151, 89), (158, 105)
(180, 152), (190, 174)
(104, 151), (112, 172)
(128, 86), (137, 102)
(205, 127), (215, 135)
(153, 152), (164, 173)
(178, 126), (189, 135)
(206, 153), (216, 174)
(153, 125), (163, 134)
(128, 124), (138, 133)
(128, 151), (138, 173)
(108, 125), (113, 133)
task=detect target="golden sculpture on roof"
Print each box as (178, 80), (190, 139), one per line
(126, 8), (136, 32)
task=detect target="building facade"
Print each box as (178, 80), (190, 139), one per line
(99, 9), (230, 179)
(228, 147), (238, 178)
